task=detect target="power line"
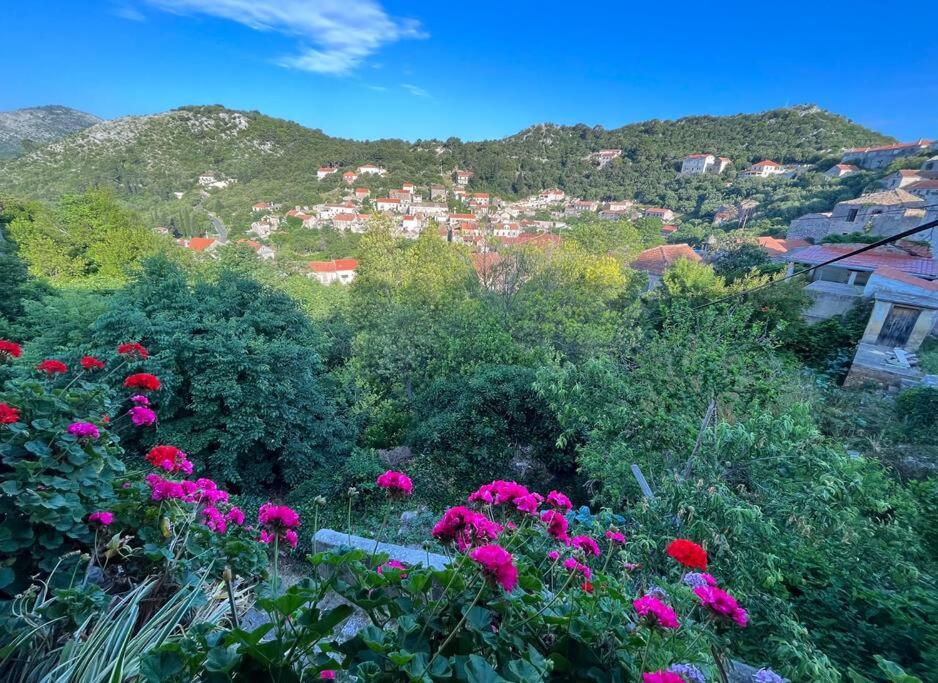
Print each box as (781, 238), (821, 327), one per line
(691, 215), (938, 312)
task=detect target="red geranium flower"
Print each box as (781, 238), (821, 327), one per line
(581, 581), (594, 594)
(666, 538), (708, 570)
(124, 373), (161, 391)
(0, 403), (21, 424)
(80, 355), (105, 371)
(36, 359), (68, 375)
(117, 342), (149, 359)
(0, 340), (23, 359)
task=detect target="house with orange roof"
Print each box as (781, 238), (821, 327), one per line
(643, 207), (675, 222)
(631, 243), (701, 289)
(317, 166), (338, 180)
(354, 187), (370, 199)
(307, 259), (359, 285)
(343, 171), (358, 184)
(182, 237), (218, 253)
(454, 169), (473, 185)
(824, 164), (859, 179)
(741, 160), (787, 178)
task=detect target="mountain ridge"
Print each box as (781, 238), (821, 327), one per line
(0, 105), (102, 160)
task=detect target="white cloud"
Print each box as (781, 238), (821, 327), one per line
(113, 3), (146, 20)
(145, 0), (426, 75)
(365, 84), (388, 92)
(401, 83), (430, 98)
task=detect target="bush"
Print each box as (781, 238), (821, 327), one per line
(895, 387), (938, 437)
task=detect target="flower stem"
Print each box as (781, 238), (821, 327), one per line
(371, 502), (390, 558)
(422, 581), (487, 677)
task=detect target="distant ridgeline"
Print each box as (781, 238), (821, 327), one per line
(0, 105), (101, 160)
(0, 104), (892, 225)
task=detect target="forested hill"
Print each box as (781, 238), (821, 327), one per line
(0, 104), (891, 210)
(0, 105), (102, 160)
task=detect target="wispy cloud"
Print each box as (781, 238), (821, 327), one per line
(402, 83), (430, 98)
(112, 2), (146, 21)
(145, 0), (426, 75)
(366, 84), (388, 92)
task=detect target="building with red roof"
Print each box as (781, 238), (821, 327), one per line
(842, 139), (936, 169)
(631, 243), (701, 288)
(306, 259), (358, 285)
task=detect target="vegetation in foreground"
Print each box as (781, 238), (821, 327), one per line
(0, 191), (936, 681)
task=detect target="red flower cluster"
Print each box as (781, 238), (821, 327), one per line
(666, 538), (708, 570)
(117, 342), (148, 359)
(36, 359), (68, 375)
(146, 445), (193, 474)
(80, 355), (105, 370)
(0, 340), (23, 359)
(124, 373), (161, 391)
(0, 403), (21, 424)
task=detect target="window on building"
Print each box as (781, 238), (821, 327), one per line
(815, 266), (850, 284)
(851, 270), (871, 286)
(846, 209), (859, 222)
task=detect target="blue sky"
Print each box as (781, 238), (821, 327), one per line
(3, 1), (936, 141)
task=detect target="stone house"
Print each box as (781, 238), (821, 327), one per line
(787, 189), (929, 243)
(824, 164), (858, 179)
(631, 243), (701, 290)
(841, 140), (936, 169)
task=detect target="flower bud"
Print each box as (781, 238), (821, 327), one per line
(160, 516), (172, 538)
(223, 565), (233, 583)
(347, 487), (359, 499)
(314, 495), (327, 506)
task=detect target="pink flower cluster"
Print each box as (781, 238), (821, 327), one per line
(563, 557), (592, 580)
(128, 406), (157, 427)
(694, 585), (748, 627)
(88, 511), (114, 526)
(376, 470), (413, 497)
(68, 422), (100, 439)
(605, 530), (626, 544)
(469, 544), (518, 591)
(258, 502), (301, 548)
(200, 506), (245, 534)
(377, 560), (407, 576)
(633, 594), (680, 629)
(468, 480), (532, 507)
(540, 509), (569, 543)
(643, 672), (684, 683)
(569, 535), (600, 557)
(432, 506), (503, 551)
(546, 490), (572, 512)
(145, 474), (230, 505)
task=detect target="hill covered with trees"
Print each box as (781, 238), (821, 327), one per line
(0, 104), (892, 231)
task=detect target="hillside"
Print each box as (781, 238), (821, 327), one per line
(0, 105), (102, 160)
(0, 104), (893, 229)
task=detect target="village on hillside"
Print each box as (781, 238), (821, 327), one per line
(167, 138), (938, 389)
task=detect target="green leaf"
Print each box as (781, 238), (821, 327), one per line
(139, 649), (185, 682)
(464, 654), (503, 683)
(204, 645), (240, 673)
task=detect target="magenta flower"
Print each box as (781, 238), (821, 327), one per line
(694, 585), (748, 627)
(226, 506), (245, 525)
(633, 594), (680, 629)
(320, 672), (336, 680)
(376, 470), (413, 497)
(540, 509), (570, 543)
(88, 511), (114, 526)
(546, 490), (572, 512)
(202, 506), (228, 533)
(130, 394), (149, 405)
(68, 422), (100, 439)
(513, 492), (543, 515)
(128, 406), (156, 427)
(547, 550), (560, 561)
(643, 672), (684, 683)
(468, 480), (530, 506)
(469, 544), (518, 591)
(432, 506), (503, 551)
(569, 535), (600, 557)
(377, 560), (407, 576)
(563, 556), (592, 580)
(258, 502), (301, 548)
(605, 530), (626, 544)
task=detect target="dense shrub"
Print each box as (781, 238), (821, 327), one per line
(895, 386), (938, 437)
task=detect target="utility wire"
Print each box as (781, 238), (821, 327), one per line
(691, 215), (938, 312)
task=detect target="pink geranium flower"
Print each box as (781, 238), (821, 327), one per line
(468, 480), (530, 506)
(694, 585), (748, 628)
(633, 594), (680, 629)
(569, 535), (600, 557)
(377, 560), (407, 577)
(513, 492), (543, 515)
(643, 672), (684, 683)
(605, 530), (626, 544)
(88, 511), (114, 526)
(226, 506), (245, 525)
(469, 544), (517, 591)
(563, 557), (592, 580)
(546, 490), (572, 512)
(376, 470), (413, 497)
(432, 506), (503, 551)
(68, 422), (100, 439)
(540, 509), (570, 543)
(202, 506), (228, 533)
(128, 406), (157, 427)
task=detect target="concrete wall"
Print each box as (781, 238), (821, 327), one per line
(802, 281), (863, 321)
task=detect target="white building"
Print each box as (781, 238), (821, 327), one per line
(741, 160), (787, 178)
(317, 166), (338, 180)
(307, 259), (358, 285)
(358, 164), (387, 176)
(680, 154), (730, 175)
